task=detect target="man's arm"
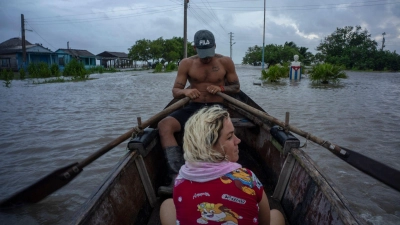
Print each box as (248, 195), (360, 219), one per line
(221, 56), (240, 93)
(172, 58), (200, 99)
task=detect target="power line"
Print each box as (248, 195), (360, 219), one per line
(28, 6), (182, 25)
(189, 5), (226, 37)
(199, 0), (227, 33)
(188, 7), (227, 42)
(193, 0), (400, 11)
(206, 0), (397, 7)
(25, 22), (57, 50)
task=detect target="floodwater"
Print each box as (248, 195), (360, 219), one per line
(0, 65), (399, 224)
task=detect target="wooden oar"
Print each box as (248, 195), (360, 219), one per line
(0, 97), (190, 208)
(218, 92), (400, 192)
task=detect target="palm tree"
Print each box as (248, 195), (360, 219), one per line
(261, 63), (288, 82)
(309, 63), (347, 84)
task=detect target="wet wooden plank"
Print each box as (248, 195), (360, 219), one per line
(146, 199), (162, 225)
(282, 148), (362, 225)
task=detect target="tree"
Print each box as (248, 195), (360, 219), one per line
(242, 43), (313, 66)
(316, 26), (378, 69)
(242, 45), (262, 65)
(149, 37), (164, 63)
(284, 41), (298, 50)
(128, 39), (151, 63)
(128, 37), (198, 69)
(163, 37), (181, 64)
(283, 42), (314, 65)
(167, 37), (196, 61)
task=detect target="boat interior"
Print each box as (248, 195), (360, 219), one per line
(73, 93), (360, 225)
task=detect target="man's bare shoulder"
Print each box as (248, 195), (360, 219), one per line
(214, 53), (228, 59)
(188, 55), (200, 60)
(179, 56), (197, 68)
(214, 53), (234, 65)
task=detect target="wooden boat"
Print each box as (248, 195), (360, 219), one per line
(71, 91), (363, 225)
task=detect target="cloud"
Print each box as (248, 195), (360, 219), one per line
(0, 0), (399, 63)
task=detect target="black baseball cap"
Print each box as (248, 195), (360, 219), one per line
(194, 30), (215, 58)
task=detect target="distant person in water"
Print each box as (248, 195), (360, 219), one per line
(157, 29), (240, 195)
(159, 105), (285, 225)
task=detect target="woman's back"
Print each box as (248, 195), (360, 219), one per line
(174, 167), (264, 225)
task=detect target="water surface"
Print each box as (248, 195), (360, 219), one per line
(0, 66), (399, 224)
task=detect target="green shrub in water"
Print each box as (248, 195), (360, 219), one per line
(87, 66), (105, 74)
(261, 64), (288, 82)
(63, 59), (89, 80)
(154, 63), (163, 73)
(1, 68), (13, 87)
(50, 64), (60, 76)
(37, 62), (51, 78)
(19, 68), (26, 80)
(27, 62), (52, 78)
(309, 63), (347, 84)
(27, 63), (38, 78)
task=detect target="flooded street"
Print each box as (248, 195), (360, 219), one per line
(0, 65), (399, 224)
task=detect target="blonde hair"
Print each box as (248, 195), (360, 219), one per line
(183, 105), (229, 163)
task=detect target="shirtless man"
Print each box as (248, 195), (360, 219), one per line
(157, 30), (240, 195)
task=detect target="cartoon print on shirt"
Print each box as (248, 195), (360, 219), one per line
(251, 170), (263, 190)
(220, 168), (260, 195)
(197, 202), (242, 225)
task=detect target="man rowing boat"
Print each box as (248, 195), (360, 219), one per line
(157, 29), (240, 195)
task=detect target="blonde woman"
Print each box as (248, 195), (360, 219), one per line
(160, 105), (284, 225)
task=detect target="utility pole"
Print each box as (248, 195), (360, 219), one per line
(21, 14), (26, 66)
(381, 32), (386, 51)
(229, 32), (235, 59)
(261, 0), (266, 70)
(183, 0), (188, 58)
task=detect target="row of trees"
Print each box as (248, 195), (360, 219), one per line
(316, 26), (399, 71)
(128, 37), (196, 65)
(242, 25), (400, 71)
(124, 25), (400, 72)
(242, 42), (314, 66)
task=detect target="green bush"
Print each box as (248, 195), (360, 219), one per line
(37, 62), (51, 78)
(165, 63), (177, 72)
(19, 68), (26, 80)
(261, 64), (288, 82)
(105, 67), (118, 73)
(309, 63), (347, 84)
(63, 59), (89, 80)
(1, 68), (13, 87)
(50, 64), (60, 76)
(87, 66), (106, 74)
(27, 63), (38, 78)
(154, 63), (163, 72)
(27, 62), (52, 78)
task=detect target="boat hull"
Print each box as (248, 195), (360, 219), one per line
(72, 92), (361, 225)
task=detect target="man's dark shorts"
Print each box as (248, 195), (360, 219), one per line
(169, 102), (224, 129)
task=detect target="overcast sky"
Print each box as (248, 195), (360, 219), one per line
(1, 0), (399, 64)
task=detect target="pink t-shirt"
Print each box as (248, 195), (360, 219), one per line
(173, 168), (264, 225)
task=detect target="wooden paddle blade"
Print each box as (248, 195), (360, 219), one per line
(0, 162), (82, 209)
(338, 147), (400, 192)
